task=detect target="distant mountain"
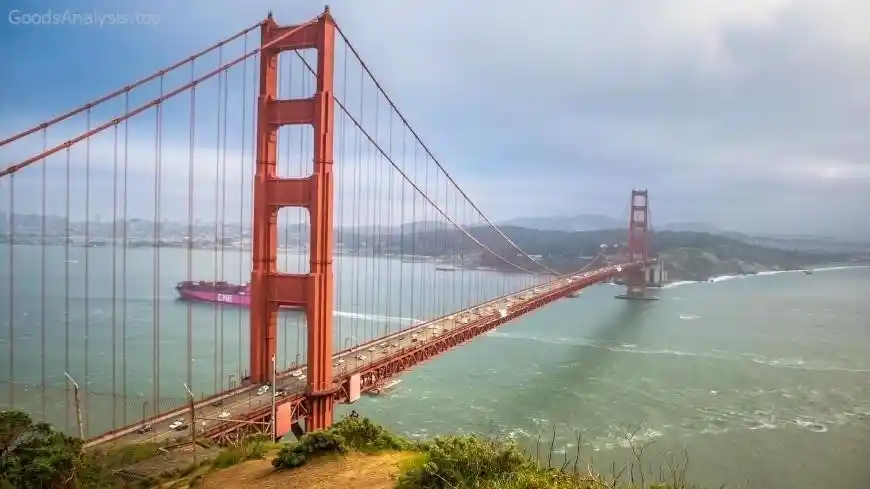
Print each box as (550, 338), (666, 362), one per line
(361, 224), (868, 280)
(656, 221), (725, 234)
(498, 215), (731, 235)
(497, 214), (624, 232)
(494, 215), (870, 253)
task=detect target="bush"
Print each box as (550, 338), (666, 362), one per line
(396, 430), (696, 489)
(212, 436), (274, 469)
(0, 410), (84, 488)
(272, 430), (348, 469)
(330, 416), (409, 452)
(0, 410), (189, 488)
(271, 415), (408, 470)
(397, 435), (532, 489)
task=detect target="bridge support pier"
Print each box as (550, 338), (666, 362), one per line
(615, 189), (658, 301)
(305, 390), (336, 433)
(251, 9), (337, 431)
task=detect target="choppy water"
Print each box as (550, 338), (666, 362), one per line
(1, 244), (868, 488)
(346, 266), (870, 489)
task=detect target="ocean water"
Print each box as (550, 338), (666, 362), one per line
(348, 266), (870, 489)
(1, 244), (868, 488)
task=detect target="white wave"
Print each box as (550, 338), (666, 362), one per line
(333, 310), (422, 325)
(794, 418), (828, 433)
(662, 264), (869, 289)
(812, 265), (870, 272)
(679, 314), (701, 320)
(487, 332), (870, 373)
(661, 280), (698, 289)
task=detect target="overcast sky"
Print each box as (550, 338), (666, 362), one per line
(1, 0), (868, 239)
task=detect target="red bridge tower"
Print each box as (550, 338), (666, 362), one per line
(616, 189), (658, 300)
(250, 9), (336, 432)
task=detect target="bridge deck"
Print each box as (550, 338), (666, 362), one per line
(87, 262), (642, 448)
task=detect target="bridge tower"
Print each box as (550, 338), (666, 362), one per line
(250, 9), (336, 432)
(616, 189), (658, 300)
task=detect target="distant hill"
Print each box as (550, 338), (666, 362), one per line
(498, 215), (730, 234)
(329, 223), (867, 281)
(657, 221), (725, 234)
(497, 214), (623, 232)
(495, 215), (870, 254)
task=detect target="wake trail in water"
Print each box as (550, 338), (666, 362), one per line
(485, 331), (870, 374)
(661, 264), (870, 289)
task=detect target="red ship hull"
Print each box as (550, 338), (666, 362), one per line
(175, 280), (302, 310)
(176, 287), (251, 306)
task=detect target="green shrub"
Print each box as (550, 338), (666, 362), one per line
(397, 435), (532, 489)
(271, 415), (408, 470)
(272, 430), (347, 469)
(330, 416), (409, 452)
(212, 436), (275, 469)
(396, 430), (697, 489)
(0, 410), (85, 488)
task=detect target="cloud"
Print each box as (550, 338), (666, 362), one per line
(2, 0), (870, 239)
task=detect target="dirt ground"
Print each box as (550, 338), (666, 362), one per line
(195, 452), (416, 489)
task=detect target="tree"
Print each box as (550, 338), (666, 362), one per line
(0, 410), (84, 488)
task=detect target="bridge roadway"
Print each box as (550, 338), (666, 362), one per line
(87, 261), (641, 448)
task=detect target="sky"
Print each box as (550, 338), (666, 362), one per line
(1, 0), (869, 240)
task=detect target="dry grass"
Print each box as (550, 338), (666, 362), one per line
(194, 451), (415, 489)
(153, 418), (707, 489)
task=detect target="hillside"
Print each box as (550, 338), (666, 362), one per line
(494, 215), (870, 252)
(0, 411), (706, 489)
(497, 214), (624, 232)
(334, 225), (866, 281)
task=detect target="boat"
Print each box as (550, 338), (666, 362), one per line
(567, 291), (582, 298)
(803, 270), (813, 275)
(367, 379), (402, 396)
(176, 280), (252, 306)
(176, 280), (305, 309)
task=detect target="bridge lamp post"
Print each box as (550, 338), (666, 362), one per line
(271, 355), (277, 442)
(63, 372), (84, 440)
(182, 382), (197, 465)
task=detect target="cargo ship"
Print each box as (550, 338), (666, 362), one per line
(176, 280), (251, 306)
(176, 280), (304, 310)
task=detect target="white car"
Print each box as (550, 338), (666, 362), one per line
(257, 385), (270, 396)
(218, 411), (230, 419)
(168, 419), (184, 430)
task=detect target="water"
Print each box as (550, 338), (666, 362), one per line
(349, 266), (870, 488)
(1, 243), (869, 488)
(0, 243), (541, 432)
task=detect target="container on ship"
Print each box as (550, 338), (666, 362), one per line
(175, 280), (251, 306)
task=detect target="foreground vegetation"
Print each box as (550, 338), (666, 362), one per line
(1, 410), (703, 488)
(267, 417), (703, 488)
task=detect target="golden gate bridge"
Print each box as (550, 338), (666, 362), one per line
(0, 8), (655, 448)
